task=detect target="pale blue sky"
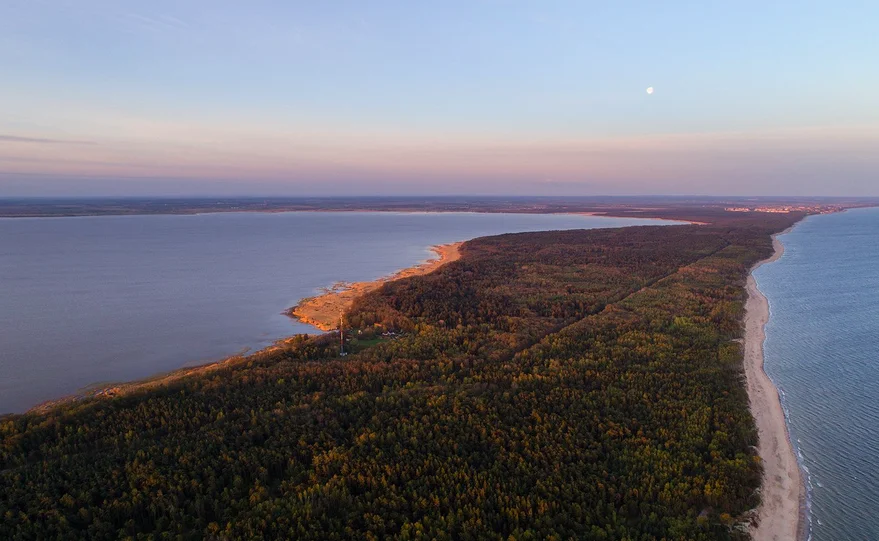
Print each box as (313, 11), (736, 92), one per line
(1, 0), (877, 196)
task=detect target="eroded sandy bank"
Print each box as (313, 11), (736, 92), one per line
(288, 242), (462, 331)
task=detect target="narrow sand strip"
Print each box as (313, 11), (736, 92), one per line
(289, 242), (462, 331)
(745, 234), (805, 540)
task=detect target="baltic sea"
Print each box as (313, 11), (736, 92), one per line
(755, 207), (879, 540)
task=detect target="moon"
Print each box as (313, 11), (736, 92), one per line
(646, 86), (654, 95)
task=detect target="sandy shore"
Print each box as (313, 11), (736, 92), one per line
(288, 242), (463, 331)
(744, 232), (805, 540)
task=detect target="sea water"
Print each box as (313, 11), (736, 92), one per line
(0, 211), (670, 414)
(755, 207), (879, 540)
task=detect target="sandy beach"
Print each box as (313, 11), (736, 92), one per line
(288, 242), (463, 331)
(744, 233), (805, 540)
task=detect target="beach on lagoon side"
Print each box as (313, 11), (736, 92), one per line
(288, 242), (463, 331)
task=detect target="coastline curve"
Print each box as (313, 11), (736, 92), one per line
(745, 230), (807, 541)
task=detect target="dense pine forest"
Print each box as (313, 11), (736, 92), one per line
(1, 211), (802, 540)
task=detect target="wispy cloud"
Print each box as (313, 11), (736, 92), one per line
(119, 11), (189, 35)
(0, 135), (95, 145)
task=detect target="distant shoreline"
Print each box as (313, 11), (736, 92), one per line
(3, 196), (870, 221)
(570, 211), (709, 225)
(0, 208), (700, 220)
(287, 242), (463, 331)
(744, 228), (807, 540)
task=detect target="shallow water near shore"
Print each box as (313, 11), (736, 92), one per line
(0, 211), (672, 414)
(755, 207), (879, 540)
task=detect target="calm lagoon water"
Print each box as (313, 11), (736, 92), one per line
(0, 211), (669, 414)
(755, 207), (879, 541)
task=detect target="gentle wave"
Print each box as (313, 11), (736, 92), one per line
(757, 207), (879, 540)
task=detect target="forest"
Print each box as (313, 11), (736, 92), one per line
(0, 210), (802, 540)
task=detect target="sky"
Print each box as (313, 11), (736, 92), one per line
(1, 0), (877, 197)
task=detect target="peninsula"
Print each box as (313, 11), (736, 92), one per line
(0, 202), (836, 539)
(5, 0), (876, 535)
